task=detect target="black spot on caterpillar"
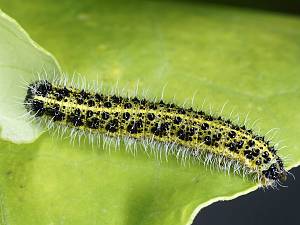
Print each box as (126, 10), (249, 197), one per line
(23, 79), (288, 187)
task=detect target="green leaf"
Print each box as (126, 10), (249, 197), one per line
(0, 1), (300, 225)
(0, 9), (60, 143)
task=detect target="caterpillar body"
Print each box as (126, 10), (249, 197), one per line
(24, 79), (288, 187)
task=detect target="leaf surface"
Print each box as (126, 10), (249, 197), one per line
(0, 9), (60, 143)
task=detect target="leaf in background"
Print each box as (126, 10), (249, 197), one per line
(0, 9), (60, 143)
(0, 1), (300, 225)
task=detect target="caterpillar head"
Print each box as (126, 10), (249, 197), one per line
(262, 158), (287, 184)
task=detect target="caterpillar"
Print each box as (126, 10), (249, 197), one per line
(23, 77), (288, 187)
